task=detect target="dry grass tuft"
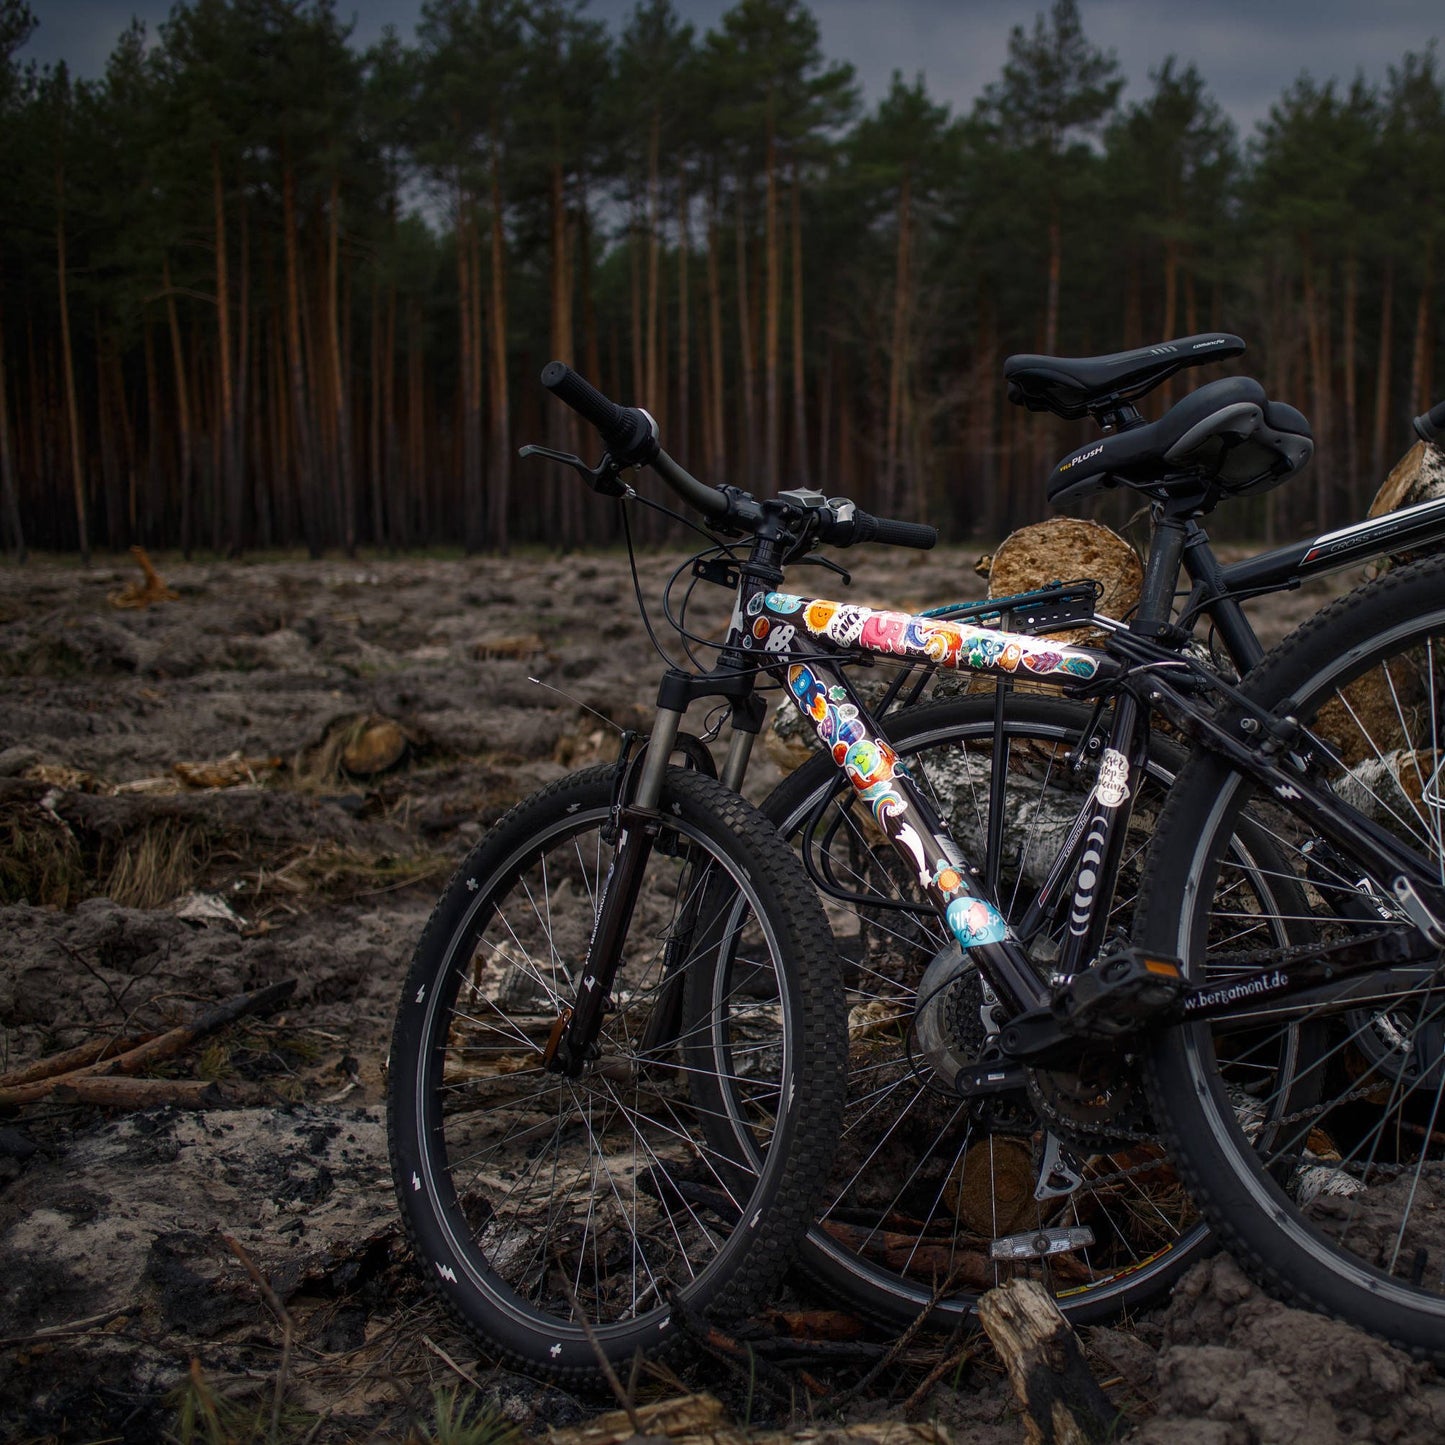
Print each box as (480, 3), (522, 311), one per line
(101, 821), (210, 909)
(0, 804), (89, 906)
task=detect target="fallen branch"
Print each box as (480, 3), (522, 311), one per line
(0, 1030), (158, 1088)
(977, 1278), (1120, 1445)
(51, 1077), (224, 1109)
(0, 979), (296, 1109)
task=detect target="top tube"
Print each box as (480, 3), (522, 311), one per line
(751, 590), (1118, 685)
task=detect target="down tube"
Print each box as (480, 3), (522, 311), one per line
(776, 650), (1053, 1014)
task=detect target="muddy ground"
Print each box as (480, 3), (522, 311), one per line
(1, 543), (1438, 1444)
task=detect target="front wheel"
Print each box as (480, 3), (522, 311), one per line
(1139, 554), (1445, 1356)
(386, 764), (845, 1381)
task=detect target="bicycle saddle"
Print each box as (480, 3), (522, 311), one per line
(1005, 333), (1245, 420)
(1047, 376), (1314, 506)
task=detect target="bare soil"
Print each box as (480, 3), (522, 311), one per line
(1, 546), (1428, 1444)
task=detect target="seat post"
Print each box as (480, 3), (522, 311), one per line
(1134, 507), (1189, 632)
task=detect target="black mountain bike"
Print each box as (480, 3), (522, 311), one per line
(389, 354), (1445, 1379)
(751, 343), (1445, 1332)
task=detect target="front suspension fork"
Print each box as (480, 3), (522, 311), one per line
(546, 709), (683, 1076)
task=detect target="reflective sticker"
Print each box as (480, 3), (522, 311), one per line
(466, 878), (479, 892)
(415, 985), (426, 1003)
(437, 1263), (457, 1283)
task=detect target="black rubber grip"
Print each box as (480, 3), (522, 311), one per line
(540, 361), (656, 463)
(852, 510), (938, 550)
(1415, 398), (1445, 444)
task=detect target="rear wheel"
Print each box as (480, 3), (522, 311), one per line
(387, 764), (845, 1380)
(1140, 555), (1445, 1355)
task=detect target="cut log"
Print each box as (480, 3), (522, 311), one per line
(977, 1277), (1121, 1445)
(984, 517), (1141, 646)
(1368, 440), (1445, 518)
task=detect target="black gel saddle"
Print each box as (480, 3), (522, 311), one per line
(1046, 375), (1313, 506)
(1005, 333), (1246, 420)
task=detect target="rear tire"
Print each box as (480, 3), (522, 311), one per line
(1139, 555), (1445, 1356)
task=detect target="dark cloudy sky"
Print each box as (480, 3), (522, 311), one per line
(22, 0), (1445, 137)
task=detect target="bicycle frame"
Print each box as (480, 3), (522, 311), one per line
(745, 577), (1445, 1039)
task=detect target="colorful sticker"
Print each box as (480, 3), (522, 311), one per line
(1095, 748), (1131, 808)
(765, 595), (1100, 681)
(946, 895), (1009, 946)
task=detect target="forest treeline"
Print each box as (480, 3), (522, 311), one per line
(1, 0), (1443, 560)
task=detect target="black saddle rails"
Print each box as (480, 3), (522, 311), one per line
(1005, 332), (1245, 419)
(1046, 376), (1314, 506)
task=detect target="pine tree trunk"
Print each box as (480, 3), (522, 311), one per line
(486, 140), (511, 554)
(0, 260), (26, 561)
(455, 184), (480, 551)
(675, 162), (689, 464)
(370, 279), (384, 548)
(1343, 250), (1359, 508)
(212, 144), (239, 555)
(165, 257), (194, 558)
(763, 128), (780, 491)
(383, 276), (398, 550)
(1371, 259), (1394, 484)
(282, 158), (319, 556)
(645, 114), (661, 414)
(1159, 237), (1179, 407)
(884, 172), (913, 518)
(56, 148), (88, 564)
(789, 162), (807, 487)
(707, 178), (726, 479)
(735, 181), (756, 479)
(327, 174), (355, 556)
(1301, 242), (1330, 530)
(142, 320), (160, 545)
(1044, 198), (1061, 356)
(1409, 246), (1434, 415)
(234, 202), (250, 551)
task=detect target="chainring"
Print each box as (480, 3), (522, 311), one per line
(1026, 1049), (1157, 1152)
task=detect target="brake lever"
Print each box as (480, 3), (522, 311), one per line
(518, 443), (632, 499)
(793, 552), (852, 585)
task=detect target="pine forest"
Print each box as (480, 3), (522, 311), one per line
(2, 0), (1443, 561)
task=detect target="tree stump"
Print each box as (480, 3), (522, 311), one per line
(977, 1278), (1120, 1445)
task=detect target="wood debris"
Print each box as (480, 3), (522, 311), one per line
(473, 632), (548, 661)
(0, 978), (295, 1110)
(545, 1392), (961, 1445)
(172, 751), (281, 789)
(978, 1277), (1120, 1445)
(108, 546), (179, 609)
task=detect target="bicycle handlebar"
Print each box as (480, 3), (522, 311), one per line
(541, 360), (656, 462)
(538, 360), (937, 551)
(1415, 398), (1445, 445)
(816, 507), (937, 550)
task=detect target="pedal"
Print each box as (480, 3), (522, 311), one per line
(1050, 947), (1185, 1039)
(991, 1225), (1096, 1261)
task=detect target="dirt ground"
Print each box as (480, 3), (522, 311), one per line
(2, 543), (1438, 1444)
